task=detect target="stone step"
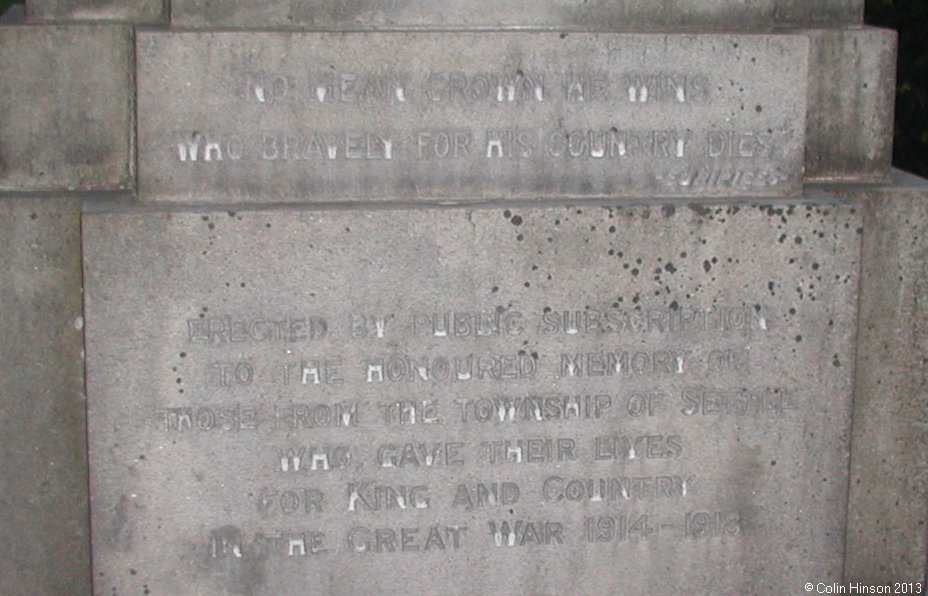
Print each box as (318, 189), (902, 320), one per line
(170, 0), (863, 30)
(25, 0), (166, 24)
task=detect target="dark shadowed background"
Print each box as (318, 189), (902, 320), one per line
(0, 0), (924, 177)
(865, 0), (927, 177)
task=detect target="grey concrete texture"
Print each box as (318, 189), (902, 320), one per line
(26, 0), (166, 24)
(137, 31), (809, 204)
(842, 171), (928, 585)
(84, 198), (860, 594)
(0, 197), (90, 595)
(805, 28), (897, 183)
(171, 0), (863, 30)
(0, 4), (25, 23)
(0, 25), (133, 191)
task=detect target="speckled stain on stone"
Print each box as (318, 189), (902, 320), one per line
(83, 198), (861, 594)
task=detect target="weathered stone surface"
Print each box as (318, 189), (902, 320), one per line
(137, 32), (809, 203)
(84, 198), (859, 594)
(0, 4), (25, 23)
(171, 0), (862, 30)
(26, 0), (165, 23)
(0, 197), (89, 595)
(805, 28), (897, 183)
(0, 25), (133, 191)
(843, 171), (928, 585)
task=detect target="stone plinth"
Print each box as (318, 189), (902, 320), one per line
(0, 197), (89, 595)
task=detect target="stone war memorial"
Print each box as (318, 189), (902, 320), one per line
(0, 1), (925, 595)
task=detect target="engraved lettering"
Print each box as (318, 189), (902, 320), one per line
(349, 314), (391, 339)
(277, 446), (352, 472)
(543, 475), (694, 502)
(481, 438), (576, 464)
(346, 483), (431, 511)
(262, 131), (394, 161)
(300, 359), (344, 386)
(680, 387), (798, 416)
(593, 435), (683, 460)
(488, 520), (564, 547)
(425, 71), (544, 104)
(374, 442), (464, 468)
(257, 488), (325, 516)
(452, 482), (520, 511)
(559, 350), (691, 378)
(456, 394), (612, 423)
(187, 316), (326, 344)
(378, 400), (442, 425)
(623, 73), (710, 103)
(274, 402), (361, 428)
(363, 353), (536, 383)
(416, 130), (472, 160)
(347, 525), (466, 553)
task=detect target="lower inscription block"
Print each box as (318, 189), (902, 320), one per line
(84, 200), (861, 594)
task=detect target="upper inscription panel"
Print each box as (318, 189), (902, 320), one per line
(137, 32), (809, 203)
(171, 0), (862, 30)
(84, 200), (860, 594)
